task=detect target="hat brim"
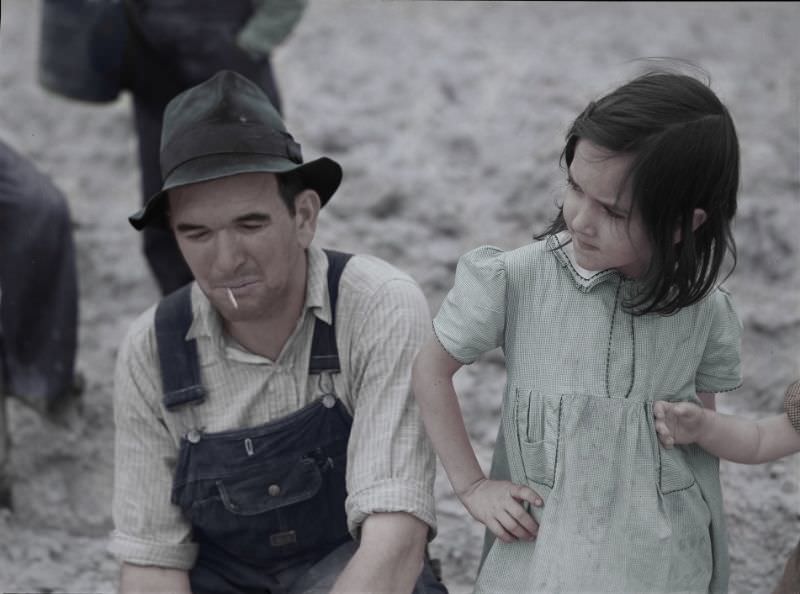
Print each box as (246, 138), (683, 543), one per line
(128, 154), (342, 230)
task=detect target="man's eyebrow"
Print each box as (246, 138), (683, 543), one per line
(174, 221), (208, 233)
(234, 212), (271, 224)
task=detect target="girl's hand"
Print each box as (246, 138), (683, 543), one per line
(653, 400), (707, 448)
(458, 478), (543, 543)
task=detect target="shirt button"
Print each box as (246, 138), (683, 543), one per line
(322, 394), (336, 409)
(268, 484), (281, 497)
(186, 429), (201, 443)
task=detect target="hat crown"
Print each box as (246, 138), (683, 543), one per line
(159, 70), (302, 181)
(129, 70), (342, 231)
(163, 70), (287, 142)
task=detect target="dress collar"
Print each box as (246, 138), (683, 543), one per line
(548, 231), (622, 293)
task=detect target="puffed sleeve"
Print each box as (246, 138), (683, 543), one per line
(784, 380), (800, 434)
(695, 287), (743, 393)
(432, 246), (507, 364)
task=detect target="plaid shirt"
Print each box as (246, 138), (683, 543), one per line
(109, 244), (436, 568)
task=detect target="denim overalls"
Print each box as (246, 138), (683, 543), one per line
(154, 250), (445, 594)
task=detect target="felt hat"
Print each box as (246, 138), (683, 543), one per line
(129, 70), (342, 230)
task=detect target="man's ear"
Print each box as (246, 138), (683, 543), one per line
(673, 208), (708, 244)
(295, 189), (320, 248)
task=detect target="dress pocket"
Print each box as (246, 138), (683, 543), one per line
(657, 437), (696, 494)
(515, 389), (562, 488)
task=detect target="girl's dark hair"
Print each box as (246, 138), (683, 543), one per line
(537, 70), (739, 315)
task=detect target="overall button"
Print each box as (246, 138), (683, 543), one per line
(322, 394), (336, 408)
(268, 484), (281, 497)
(186, 429), (202, 443)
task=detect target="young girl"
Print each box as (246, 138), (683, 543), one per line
(413, 70), (742, 593)
(654, 382), (800, 594)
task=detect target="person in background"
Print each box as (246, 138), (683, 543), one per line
(0, 139), (81, 509)
(110, 70), (446, 594)
(123, 0), (308, 295)
(654, 381), (800, 594)
(38, 0), (308, 296)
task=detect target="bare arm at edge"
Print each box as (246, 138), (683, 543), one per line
(119, 563), (191, 594)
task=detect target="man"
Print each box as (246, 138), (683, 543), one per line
(0, 139), (81, 508)
(109, 70), (445, 594)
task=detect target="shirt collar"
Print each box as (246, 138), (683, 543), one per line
(185, 243), (332, 345)
(549, 231), (621, 293)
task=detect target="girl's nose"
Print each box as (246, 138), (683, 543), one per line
(571, 201), (595, 236)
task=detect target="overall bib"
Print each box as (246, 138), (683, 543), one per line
(155, 250), (445, 594)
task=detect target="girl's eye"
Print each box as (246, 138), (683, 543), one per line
(239, 223), (265, 232)
(187, 230), (211, 241)
(605, 208), (625, 220)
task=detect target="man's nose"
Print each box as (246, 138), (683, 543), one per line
(214, 230), (245, 273)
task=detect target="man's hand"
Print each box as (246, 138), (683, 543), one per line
(458, 478), (543, 543)
(653, 400), (707, 448)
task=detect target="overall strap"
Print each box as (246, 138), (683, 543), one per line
(309, 250), (352, 374)
(154, 284), (206, 410)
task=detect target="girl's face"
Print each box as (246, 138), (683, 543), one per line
(563, 139), (651, 279)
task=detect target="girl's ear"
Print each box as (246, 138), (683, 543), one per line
(673, 208), (708, 244)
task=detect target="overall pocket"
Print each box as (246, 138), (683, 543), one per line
(515, 389), (562, 488)
(186, 451), (348, 563)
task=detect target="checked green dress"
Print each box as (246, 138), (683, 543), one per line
(433, 233), (742, 593)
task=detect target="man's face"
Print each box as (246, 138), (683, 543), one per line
(562, 139), (651, 279)
(169, 172), (317, 321)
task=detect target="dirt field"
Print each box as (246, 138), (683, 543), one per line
(0, 1), (798, 592)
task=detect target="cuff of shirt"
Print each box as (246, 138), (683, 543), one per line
(108, 530), (198, 570)
(346, 479), (437, 541)
(695, 374), (742, 394)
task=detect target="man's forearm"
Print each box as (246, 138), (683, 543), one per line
(119, 562), (191, 594)
(331, 512), (428, 594)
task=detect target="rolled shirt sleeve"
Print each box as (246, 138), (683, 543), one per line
(695, 287), (743, 394)
(343, 273), (437, 539)
(108, 310), (198, 569)
(433, 245), (508, 364)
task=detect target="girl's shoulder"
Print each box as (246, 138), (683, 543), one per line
(459, 238), (553, 270)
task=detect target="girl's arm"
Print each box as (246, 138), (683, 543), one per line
(654, 401), (800, 464)
(412, 337), (542, 542)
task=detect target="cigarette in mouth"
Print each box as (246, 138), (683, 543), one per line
(226, 287), (238, 309)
